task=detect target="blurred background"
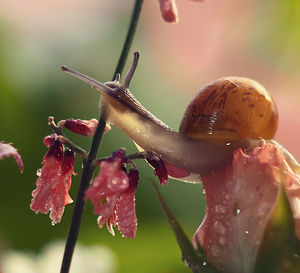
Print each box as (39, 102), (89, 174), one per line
(0, 0), (300, 272)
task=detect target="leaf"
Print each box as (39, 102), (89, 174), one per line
(151, 181), (220, 273)
(254, 185), (300, 273)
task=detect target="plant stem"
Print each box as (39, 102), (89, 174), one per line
(112, 0), (143, 78)
(60, 1), (144, 272)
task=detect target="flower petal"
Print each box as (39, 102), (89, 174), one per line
(49, 149), (75, 224)
(159, 0), (179, 23)
(86, 149), (140, 238)
(0, 142), (23, 172)
(193, 143), (290, 273)
(61, 118), (110, 137)
(163, 161), (190, 179)
(147, 156), (168, 186)
(30, 158), (62, 214)
(116, 188), (137, 239)
(30, 139), (75, 224)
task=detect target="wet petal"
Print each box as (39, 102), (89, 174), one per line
(86, 149), (139, 238)
(49, 149), (75, 224)
(0, 142), (23, 172)
(163, 161), (190, 179)
(159, 0), (179, 23)
(61, 118), (110, 137)
(43, 134), (57, 147)
(147, 156), (168, 186)
(193, 142), (300, 273)
(116, 188), (137, 239)
(30, 140), (64, 214)
(30, 139), (75, 224)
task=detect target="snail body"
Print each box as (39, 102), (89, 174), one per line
(62, 53), (278, 183)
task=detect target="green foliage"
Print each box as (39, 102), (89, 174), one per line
(153, 181), (219, 273)
(254, 0), (300, 70)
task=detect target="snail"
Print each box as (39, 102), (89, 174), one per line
(61, 52), (278, 183)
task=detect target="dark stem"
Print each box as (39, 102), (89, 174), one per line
(93, 151), (147, 167)
(60, 1), (144, 272)
(112, 2), (143, 78)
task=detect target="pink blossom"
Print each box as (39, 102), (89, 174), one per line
(59, 118), (111, 137)
(147, 156), (168, 186)
(30, 135), (75, 224)
(159, 0), (202, 23)
(0, 142), (23, 172)
(163, 160), (190, 180)
(159, 0), (178, 23)
(49, 149), (75, 224)
(193, 141), (300, 273)
(85, 149), (139, 238)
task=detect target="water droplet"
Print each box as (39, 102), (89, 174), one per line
(257, 202), (269, 216)
(202, 262), (207, 266)
(214, 221), (226, 235)
(225, 193), (230, 200)
(211, 244), (221, 257)
(36, 168), (42, 177)
(235, 208), (241, 215)
(219, 236), (226, 245)
(226, 142), (231, 146)
(215, 205), (226, 214)
(245, 230), (249, 235)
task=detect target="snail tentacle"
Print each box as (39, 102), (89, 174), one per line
(121, 51), (139, 89)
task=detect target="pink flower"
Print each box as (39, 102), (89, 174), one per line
(159, 0), (202, 23)
(147, 156), (168, 185)
(0, 142), (23, 172)
(159, 0), (178, 23)
(30, 135), (75, 224)
(85, 149), (139, 238)
(58, 118), (111, 137)
(193, 141), (300, 273)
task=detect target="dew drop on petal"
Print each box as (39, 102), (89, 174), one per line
(225, 193), (230, 201)
(213, 221), (226, 235)
(211, 244), (221, 257)
(36, 168), (42, 177)
(257, 202), (269, 216)
(111, 177), (119, 185)
(219, 236), (226, 246)
(235, 208), (241, 215)
(245, 230), (249, 235)
(215, 204), (226, 214)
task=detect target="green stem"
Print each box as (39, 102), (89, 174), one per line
(60, 1), (144, 272)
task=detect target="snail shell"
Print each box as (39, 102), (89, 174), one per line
(180, 77), (278, 141)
